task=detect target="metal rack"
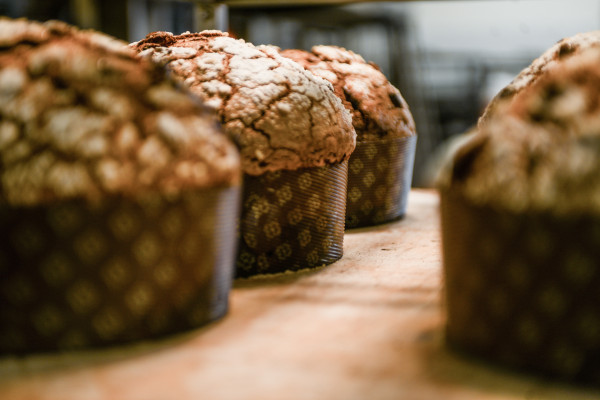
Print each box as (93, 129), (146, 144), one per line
(138, 0), (420, 32)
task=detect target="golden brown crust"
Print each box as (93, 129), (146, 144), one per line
(0, 18), (240, 206)
(441, 46), (600, 216)
(479, 30), (600, 127)
(131, 31), (356, 176)
(280, 45), (415, 142)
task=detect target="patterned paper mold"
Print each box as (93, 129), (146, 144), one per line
(132, 31), (355, 276)
(345, 136), (416, 228)
(280, 46), (416, 228)
(236, 162), (347, 278)
(0, 18), (241, 354)
(441, 191), (600, 383)
(0, 188), (239, 354)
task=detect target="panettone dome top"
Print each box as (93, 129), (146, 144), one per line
(441, 46), (600, 216)
(0, 18), (240, 206)
(281, 45), (415, 142)
(479, 30), (600, 127)
(131, 30), (356, 176)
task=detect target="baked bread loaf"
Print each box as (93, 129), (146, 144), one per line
(439, 45), (600, 383)
(0, 18), (241, 354)
(281, 45), (417, 227)
(444, 45), (600, 215)
(479, 30), (600, 127)
(131, 31), (355, 176)
(132, 31), (355, 277)
(281, 46), (415, 142)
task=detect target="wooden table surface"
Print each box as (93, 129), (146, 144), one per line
(1, 189), (599, 400)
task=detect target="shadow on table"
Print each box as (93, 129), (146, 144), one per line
(420, 325), (600, 399)
(233, 262), (330, 289)
(232, 212), (419, 291)
(0, 316), (225, 383)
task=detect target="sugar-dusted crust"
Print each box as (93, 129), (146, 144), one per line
(281, 46), (415, 142)
(131, 31), (356, 176)
(441, 46), (600, 216)
(479, 30), (600, 127)
(0, 18), (240, 206)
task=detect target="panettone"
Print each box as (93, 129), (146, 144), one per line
(132, 31), (356, 277)
(0, 18), (241, 354)
(281, 45), (417, 227)
(131, 31), (355, 176)
(439, 45), (600, 384)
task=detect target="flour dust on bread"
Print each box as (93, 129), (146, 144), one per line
(131, 31), (356, 176)
(0, 19), (240, 206)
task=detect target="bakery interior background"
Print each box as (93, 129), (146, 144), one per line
(2, 0), (598, 186)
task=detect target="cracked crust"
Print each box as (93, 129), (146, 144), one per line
(280, 45), (415, 142)
(131, 31), (356, 176)
(441, 46), (600, 216)
(479, 30), (600, 127)
(0, 18), (240, 206)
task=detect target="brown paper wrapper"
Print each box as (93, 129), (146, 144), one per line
(345, 135), (417, 229)
(236, 161), (348, 278)
(0, 186), (240, 355)
(441, 190), (600, 384)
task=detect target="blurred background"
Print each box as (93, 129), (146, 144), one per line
(1, 0), (599, 185)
